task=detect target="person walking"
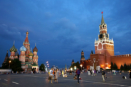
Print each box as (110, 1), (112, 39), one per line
(55, 69), (59, 82)
(101, 69), (106, 82)
(49, 68), (54, 83)
(76, 68), (80, 84)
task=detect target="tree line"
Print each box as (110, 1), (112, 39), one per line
(1, 58), (45, 73)
(111, 62), (131, 70)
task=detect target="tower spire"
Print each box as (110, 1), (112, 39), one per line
(101, 12), (105, 25)
(13, 40), (15, 45)
(24, 30), (29, 42)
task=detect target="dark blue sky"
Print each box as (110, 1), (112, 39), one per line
(0, 0), (131, 68)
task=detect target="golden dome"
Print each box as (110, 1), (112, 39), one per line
(29, 51), (33, 56)
(26, 31), (29, 34)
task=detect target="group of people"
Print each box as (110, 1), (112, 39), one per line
(48, 68), (60, 83)
(87, 69), (97, 76)
(48, 68), (131, 84)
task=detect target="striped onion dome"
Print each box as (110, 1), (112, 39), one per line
(10, 45), (17, 52)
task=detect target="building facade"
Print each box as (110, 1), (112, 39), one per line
(80, 13), (131, 70)
(4, 31), (39, 73)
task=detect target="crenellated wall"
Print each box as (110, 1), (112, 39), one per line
(111, 54), (131, 69)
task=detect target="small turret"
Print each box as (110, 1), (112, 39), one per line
(81, 50), (85, 61)
(33, 43), (38, 52)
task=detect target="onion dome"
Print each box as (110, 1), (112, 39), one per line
(20, 46), (26, 51)
(29, 51), (33, 56)
(33, 46), (38, 52)
(10, 45), (17, 52)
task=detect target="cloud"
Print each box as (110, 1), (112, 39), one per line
(0, 24), (24, 41)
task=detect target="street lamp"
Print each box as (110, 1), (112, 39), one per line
(80, 64), (82, 70)
(9, 60), (11, 69)
(74, 66), (76, 70)
(70, 67), (72, 71)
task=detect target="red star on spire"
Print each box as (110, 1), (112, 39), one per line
(101, 11), (103, 14)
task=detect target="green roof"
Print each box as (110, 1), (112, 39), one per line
(10, 45), (17, 52)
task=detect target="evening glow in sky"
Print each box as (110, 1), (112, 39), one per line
(0, 0), (131, 68)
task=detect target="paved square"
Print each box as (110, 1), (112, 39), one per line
(0, 72), (131, 87)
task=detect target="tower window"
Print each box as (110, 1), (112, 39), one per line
(103, 25), (104, 28)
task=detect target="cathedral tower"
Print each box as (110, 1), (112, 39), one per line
(23, 31), (30, 58)
(28, 49), (33, 64)
(19, 46), (26, 70)
(10, 44), (17, 60)
(95, 12), (114, 69)
(33, 44), (38, 65)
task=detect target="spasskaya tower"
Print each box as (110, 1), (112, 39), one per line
(94, 12), (114, 69)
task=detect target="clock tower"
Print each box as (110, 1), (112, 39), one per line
(94, 12), (114, 69)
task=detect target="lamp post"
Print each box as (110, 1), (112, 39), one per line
(80, 64), (82, 70)
(9, 60), (11, 69)
(74, 66), (76, 70)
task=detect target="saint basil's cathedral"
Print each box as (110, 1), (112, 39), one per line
(78, 13), (131, 71)
(3, 31), (39, 72)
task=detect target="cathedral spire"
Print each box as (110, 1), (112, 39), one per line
(101, 12), (105, 25)
(24, 30), (29, 43)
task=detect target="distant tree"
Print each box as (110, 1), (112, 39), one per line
(127, 65), (130, 70)
(75, 61), (80, 69)
(70, 61), (80, 70)
(113, 63), (118, 70)
(124, 63), (127, 70)
(2, 58), (10, 69)
(130, 64), (131, 69)
(111, 62), (114, 70)
(120, 65), (124, 70)
(10, 59), (23, 73)
(39, 64), (45, 71)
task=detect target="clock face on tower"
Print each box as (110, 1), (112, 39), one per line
(99, 34), (103, 38)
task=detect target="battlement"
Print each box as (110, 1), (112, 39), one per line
(111, 54), (131, 57)
(95, 39), (114, 45)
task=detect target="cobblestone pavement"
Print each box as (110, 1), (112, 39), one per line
(0, 72), (131, 87)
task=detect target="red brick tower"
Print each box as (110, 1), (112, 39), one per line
(80, 50), (85, 61)
(94, 12), (114, 69)
(23, 31), (30, 59)
(80, 50), (87, 69)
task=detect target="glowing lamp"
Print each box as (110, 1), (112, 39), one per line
(101, 65), (104, 67)
(80, 64), (83, 67)
(70, 68), (73, 71)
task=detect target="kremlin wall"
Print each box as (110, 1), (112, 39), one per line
(79, 13), (131, 70)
